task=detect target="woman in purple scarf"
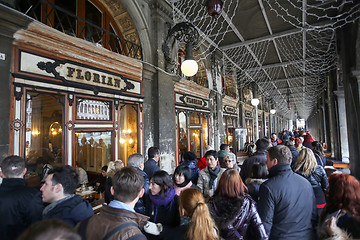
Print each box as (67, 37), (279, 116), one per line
(145, 170), (180, 239)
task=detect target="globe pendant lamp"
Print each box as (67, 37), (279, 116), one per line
(181, 42), (198, 77)
(251, 98), (260, 106)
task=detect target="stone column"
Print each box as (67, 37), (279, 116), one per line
(334, 90), (349, 163)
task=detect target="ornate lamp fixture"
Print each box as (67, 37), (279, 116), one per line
(251, 98), (260, 106)
(163, 22), (199, 77)
(270, 103), (276, 114)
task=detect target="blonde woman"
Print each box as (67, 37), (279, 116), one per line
(293, 148), (329, 216)
(159, 188), (219, 240)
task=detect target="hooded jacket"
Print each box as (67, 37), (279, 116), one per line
(43, 194), (94, 226)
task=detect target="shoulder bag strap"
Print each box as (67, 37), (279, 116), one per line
(103, 222), (138, 240)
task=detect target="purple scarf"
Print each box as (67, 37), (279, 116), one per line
(149, 187), (176, 222)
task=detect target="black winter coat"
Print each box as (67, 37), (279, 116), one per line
(0, 178), (44, 240)
(43, 195), (94, 226)
(257, 164), (317, 240)
(181, 160), (200, 185)
(134, 168), (150, 215)
(240, 150), (267, 182)
(208, 194), (268, 240)
(144, 158), (160, 179)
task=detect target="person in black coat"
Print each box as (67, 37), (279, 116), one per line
(181, 151), (200, 185)
(128, 153), (150, 215)
(88, 165), (108, 193)
(241, 138), (270, 182)
(284, 140), (299, 166)
(145, 170), (180, 240)
(144, 146), (161, 179)
(257, 145), (317, 240)
(293, 147), (329, 217)
(0, 156), (44, 240)
(40, 165), (93, 226)
(208, 169), (268, 240)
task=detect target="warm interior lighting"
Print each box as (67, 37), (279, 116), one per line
(251, 98), (260, 106)
(120, 138), (125, 144)
(181, 43), (198, 77)
(270, 109), (276, 114)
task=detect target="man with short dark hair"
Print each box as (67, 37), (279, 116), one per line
(128, 153), (149, 214)
(197, 150), (225, 198)
(41, 165), (93, 226)
(257, 145), (317, 239)
(144, 146), (160, 178)
(240, 138), (270, 181)
(0, 155), (44, 240)
(76, 166), (149, 240)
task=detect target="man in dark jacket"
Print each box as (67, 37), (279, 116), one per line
(144, 146), (161, 178)
(285, 140), (299, 166)
(41, 165), (93, 226)
(128, 153), (150, 215)
(76, 166), (149, 240)
(240, 138), (270, 181)
(181, 151), (200, 185)
(0, 155), (44, 240)
(257, 145), (317, 240)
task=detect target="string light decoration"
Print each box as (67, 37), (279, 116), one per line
(165, 0), (359, 120)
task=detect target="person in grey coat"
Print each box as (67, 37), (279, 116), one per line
(257, 145), (317, 240)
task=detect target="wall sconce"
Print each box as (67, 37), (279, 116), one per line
(120, 128), (134, 147)
(163, 22), (199, 77)
(251, 98), (260, 106)
(270, 109), (276, 114)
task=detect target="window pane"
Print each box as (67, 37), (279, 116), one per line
(85, 0), (102, 43)
(119, 105), (138, 165)
(190, 129), (201, 158)
(178, 112), (188, 152)
(190, 112), (200, 124)
(76, 99), (111, 120)
(75, 131), (112, 172)
(202, 114), (209, 148)
(25, 92), (63, 168)
(54, 0), (76, 35)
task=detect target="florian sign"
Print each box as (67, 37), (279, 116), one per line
(175, 92), (209, 109)
(18, 51), (141, 95)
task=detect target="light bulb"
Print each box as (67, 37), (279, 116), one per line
(181, 60), (198, 77)
(251, 98), (260, 106)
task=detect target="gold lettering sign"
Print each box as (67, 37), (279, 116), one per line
(185, 96), (204, 107)
(20, 52), (141, 95)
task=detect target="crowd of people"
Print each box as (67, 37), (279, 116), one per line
(0, 130), (359, 240)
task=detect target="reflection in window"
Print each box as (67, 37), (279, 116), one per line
(76, 99), (111, 120)
(190, 129), (201, 158)
(25, 92), (63, 166)
(178, 112), (188, 153)
(119, 105), (138, 165)
(202, 114), (209, 147)
(75, 132), (112, 173)
(190, 112), (200, 124)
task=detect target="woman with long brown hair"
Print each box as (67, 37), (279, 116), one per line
(319, 173), (360, 239)
(208, 169), (268, 240)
